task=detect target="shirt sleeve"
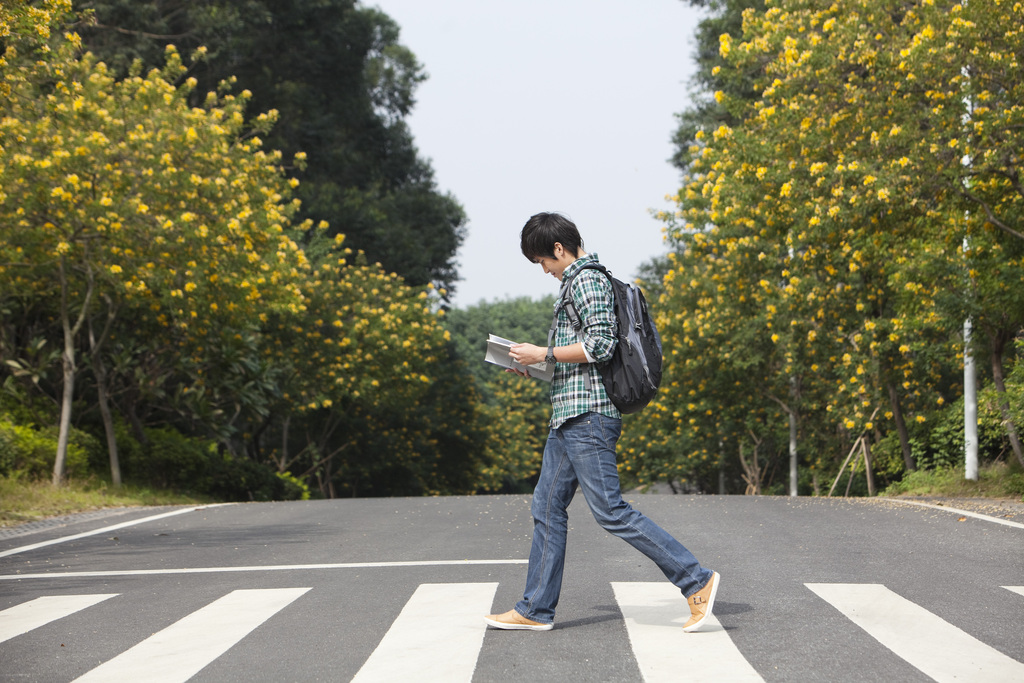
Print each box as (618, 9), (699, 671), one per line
(571, 269), (617, 363)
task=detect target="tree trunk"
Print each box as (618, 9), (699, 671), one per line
(788, 409), (798, 496)
(52, 257), (93, 486)
(88, 300), (121, 486)
(862, 435), (876, 496)
(277, 414), (291, 473)
(990, 331), (1024, 468)
(887, 383), (916, 471)
(93, 358), (122, 487)
(738, 437), (762, 495)
(53, 342), (75, 486)
(788, 376), (799, 497)
(768, 386), (799, 497)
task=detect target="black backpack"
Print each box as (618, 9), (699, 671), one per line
(549, 262), (663, 414)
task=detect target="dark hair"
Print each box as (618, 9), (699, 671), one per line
(520, 212), (584, 262)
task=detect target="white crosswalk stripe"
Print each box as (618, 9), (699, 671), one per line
(71, 587), (311, 683)
(611, 582), (762, 682)
(0, 594), (118, 644)
(2, 582), (1021, 681)
(351, 582), (498, 683)
(806, 583), (1024, 683)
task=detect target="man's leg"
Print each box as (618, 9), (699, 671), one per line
(515, 425), (579, 624)
(485, 426), (579, 629)
(565, 413), (714, 598)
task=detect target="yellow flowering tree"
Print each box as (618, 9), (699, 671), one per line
(642, 0), (1024, 491)
(0, 25), (311, 483)
(257, 248), (484, 496)
(444, 296), (558, 493)
(1, 9), (489, 496)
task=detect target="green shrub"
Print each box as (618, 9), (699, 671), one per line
(870, 390), (1012, 477)
(117, 426), (306, 501)
(0, 415), (91, 479)
(883, 461), (1024, 499)
(121, 427), (215, 492)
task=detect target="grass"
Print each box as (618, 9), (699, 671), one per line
(882, 461), (1024, 501)
(3, 462), (1021, 529)
(0, 475), (216, 528)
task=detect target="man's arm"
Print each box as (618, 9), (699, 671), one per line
(574, 269), (617, 363)
(508, 341), (587, 369)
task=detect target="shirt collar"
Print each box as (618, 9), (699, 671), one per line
(561, 252), (598, 282)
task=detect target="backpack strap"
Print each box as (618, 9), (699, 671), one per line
(547, 262), (611, 394)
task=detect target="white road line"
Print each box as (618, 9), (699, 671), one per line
(611, 582), (762, 682)
(0, 594), (118, 643)
(806, 583), (1024, 683)
(1004, 586), (1024, 598)
(351, 582), (498, 683)
(0, 558), (528, 581)
(884, 499), (1024, 529)
(0, 505), (233, 560)
(71, 587), (310, 683)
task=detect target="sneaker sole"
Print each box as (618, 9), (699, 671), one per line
(483, 615), (554, 631)
(682, 571), (720, 633)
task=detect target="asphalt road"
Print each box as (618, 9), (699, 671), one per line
(1, 494), (1022, 682)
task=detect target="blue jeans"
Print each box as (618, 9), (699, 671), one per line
(515, 412), (713, 624)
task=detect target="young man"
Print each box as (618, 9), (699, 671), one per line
(484, 212), (719, 633)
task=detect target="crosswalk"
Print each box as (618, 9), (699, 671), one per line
(2, 583), (1022, 682)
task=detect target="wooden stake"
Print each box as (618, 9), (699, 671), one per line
(828, 435), (863, 497)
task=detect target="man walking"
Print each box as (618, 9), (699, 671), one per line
(484, 212), (719, 633)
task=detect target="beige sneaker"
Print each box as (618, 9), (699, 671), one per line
(483, 609), (554, 631)
(682, 571), (720, 632)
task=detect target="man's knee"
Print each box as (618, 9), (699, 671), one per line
(590, 499), (633, 532)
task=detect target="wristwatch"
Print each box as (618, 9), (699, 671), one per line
(546, 346), (557, 365)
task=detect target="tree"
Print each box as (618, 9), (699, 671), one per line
(1, 25), (311, 483)
(649, 0), (1024, 492)
(671, 0), (766, 177)
(445, 296), (556, 491)
(78, 0), (467, 296)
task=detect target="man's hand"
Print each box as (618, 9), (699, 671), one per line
(509, 343), (545, 367)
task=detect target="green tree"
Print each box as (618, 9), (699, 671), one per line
(78, 0), (467, 297)
(671, 0), (766, 176)
(446, 296), (556, 491)
(3, 10), (487, 499)
(650, 0), (1024, 493)
(0, 14), (317, 484)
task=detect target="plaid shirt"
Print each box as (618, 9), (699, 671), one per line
(548, 253), (621, 428)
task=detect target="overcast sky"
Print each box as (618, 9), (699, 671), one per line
(367, 1), (707, 308)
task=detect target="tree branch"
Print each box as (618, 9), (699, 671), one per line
(92, 23), (190, 41)
(958, 183), (1024, 241)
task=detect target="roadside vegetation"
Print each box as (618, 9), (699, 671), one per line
(0, 475), (212, 527)
(882, 462), (1024, 500)
(3, 1), (1023, 514)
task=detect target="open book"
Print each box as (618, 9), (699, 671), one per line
(483, 334), (554, 382)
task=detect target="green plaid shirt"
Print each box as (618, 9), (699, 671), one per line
(549, 253), (621, 428)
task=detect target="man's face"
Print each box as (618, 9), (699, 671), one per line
(534, 242), (577, 281)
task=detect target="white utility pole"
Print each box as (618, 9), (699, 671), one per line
(964, 314), (978, 480)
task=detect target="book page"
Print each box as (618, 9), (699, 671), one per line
(483, 334), (554, 382)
